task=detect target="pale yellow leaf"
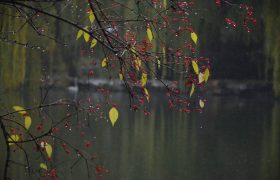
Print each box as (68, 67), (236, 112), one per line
(89, 11), (95, 23)
(198, 72), (204, 84)
(192, 60), (199, 74)
(8, 134), (20, 146)
(13, 106), (27, 115)
(109, 107), (119, 127)
(90, 39), (97, 48)
(157, 58), (161, 69)
(204, 68), (210, 82)
(101, 58), (107, 68)
(199, 100), (205, 108)
(147, 27), (153, 42)
(144, 88), (150, 102)
(76, 30), (83, 40)
(40, 163), (48, 171)
(141, 72), (148, 87)
(191, 32), (198, 45)
(190, 83), (195, 97)
(24, 116), (32, 130)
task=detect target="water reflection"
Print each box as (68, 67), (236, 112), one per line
(87, 95), (280, 180)
(0, 91), (279, 180)
(261, 103), (280, 180)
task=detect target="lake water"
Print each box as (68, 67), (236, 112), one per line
(0, 90), (279, 180)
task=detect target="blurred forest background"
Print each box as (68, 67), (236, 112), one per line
(0, 0), (279, 96)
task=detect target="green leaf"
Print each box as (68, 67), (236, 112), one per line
(109, 107), (119, 127)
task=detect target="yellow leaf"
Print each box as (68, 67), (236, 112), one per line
(119, 73), (123, 80)
(144, 88), (150, 102)
(198, 72), (204, 84)
(147, 27), (153, 42)
(45, 142), (53, 159)
(199, 100), (205, 108)
(8, 134), (20, 146)
(131, 47), (136, 53)
(40, 163), (48, 171)
(141, 72), (148, 87)
(89, 11), (95, 23)
(135, 57), (141, 71)
(101, 58), (107, 68)
(191, 32), (198, 45)
(83, 32), (90, 42)
(192, 60), (199, 74)
(24, 116), (32, 130)
(13, 106), (27, 115)
(109, 107), (119, 127)
(76, 30), (83, 40)
(190, 83), (195, 97)
(90, 39), (97, 48)
(204, 68), (210, 82)
(131, 47), (137, 57)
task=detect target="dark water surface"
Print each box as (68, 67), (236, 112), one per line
(0, 90), (279, 180)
